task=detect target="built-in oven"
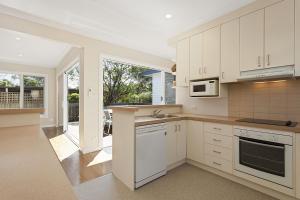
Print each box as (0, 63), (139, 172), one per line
(189, 79), (219, 97)
(234, 127), (293, 188)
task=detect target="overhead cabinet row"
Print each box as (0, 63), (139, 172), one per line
(176, 0), (296, 86)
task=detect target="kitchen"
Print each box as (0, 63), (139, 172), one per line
(110, 0), (300, 200)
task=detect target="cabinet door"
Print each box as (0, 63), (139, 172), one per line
(166, 122), (178, 166)
(190, 33), (203, 80)
(176, 39), (189, 87)
(265, 0), (294, 68)
(176, 121), (187, 161)
(187, 120), (204, 163)
(240, 9), (264, 71)
(203, 26), (220, 78)
(221, 19), (240, 83)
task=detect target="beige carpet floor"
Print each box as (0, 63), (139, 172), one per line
(74, 164), (278, 200)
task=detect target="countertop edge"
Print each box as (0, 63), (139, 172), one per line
(109, 104), (183, 112)
(135, 114), (300, 133)
(0, 108), (44, 115)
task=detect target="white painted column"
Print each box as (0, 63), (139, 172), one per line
(79, 45), (102, 154)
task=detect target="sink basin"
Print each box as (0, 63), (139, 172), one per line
(152, 114), (177, 119)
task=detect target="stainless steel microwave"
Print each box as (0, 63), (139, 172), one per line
(190, 80), (219, 97)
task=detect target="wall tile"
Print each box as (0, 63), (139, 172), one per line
(228, 80), (300, 122)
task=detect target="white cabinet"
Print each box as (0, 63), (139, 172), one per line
(296, 134), (300, 198)
(265, 0), (294, 69)
(189, 33), (203, 80)
(240, 9), (264, 71)
(187, 120), (204, 163)
(220, 19), (240, 83)
(203, 26), (220, 78)
(166, 121), (186, 166)
(176, 38), (189, 87)
(240, 0), (295, 71)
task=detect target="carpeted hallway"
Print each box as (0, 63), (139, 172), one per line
(74, 164), (278, 200)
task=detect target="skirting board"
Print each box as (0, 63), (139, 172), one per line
(167, 159), (186, 171)
(187, 159), (298, 200)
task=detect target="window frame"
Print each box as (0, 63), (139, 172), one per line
(0, 70), (48, 118)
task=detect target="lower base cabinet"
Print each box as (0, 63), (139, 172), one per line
(166, 121), (186, 166)
(187, 120), (204, 163)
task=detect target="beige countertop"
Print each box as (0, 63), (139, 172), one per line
(135, 113), (300, 133)
(0, 125), (77, 200)
(0, 108), (44, 115)
(109, 104), (183, 112)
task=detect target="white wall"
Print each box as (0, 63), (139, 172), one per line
(176, 87), (228, 116)
(0, 61), (56, 127)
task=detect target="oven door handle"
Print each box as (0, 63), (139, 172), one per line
(239, 138), (285, 149)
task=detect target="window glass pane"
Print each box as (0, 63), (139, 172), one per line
(0, 73), (20, 108)
(23, 75), (45, 109)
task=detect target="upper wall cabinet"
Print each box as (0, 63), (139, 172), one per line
(220, 19), (240, 83)
(240, 9), (264, 71)
(189, 33), (203, 80)
(265, 0), (294, 69)
(240, 0), (295, 71)
(176, 38), (189, 87)
(203, 26), (221, 79)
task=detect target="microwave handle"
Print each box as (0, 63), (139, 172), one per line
(239, 138), (285, 150)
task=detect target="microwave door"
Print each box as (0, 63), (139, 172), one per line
(190, 82), (208, 96)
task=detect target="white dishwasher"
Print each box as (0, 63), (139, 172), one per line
(135, 123), (167, 188)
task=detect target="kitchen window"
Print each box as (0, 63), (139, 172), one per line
(0, 72), (48, 116)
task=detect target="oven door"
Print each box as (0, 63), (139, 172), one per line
(190, 82), (208, 96)
(234, 136), (293, 188)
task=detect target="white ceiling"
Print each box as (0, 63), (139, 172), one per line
(0, 28), (72, 68)
(0, 0), (255, 60)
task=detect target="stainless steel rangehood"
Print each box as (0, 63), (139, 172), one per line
(238, 65), (295, 81)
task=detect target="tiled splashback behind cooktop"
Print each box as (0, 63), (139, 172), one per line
(228, 79), (300, 122)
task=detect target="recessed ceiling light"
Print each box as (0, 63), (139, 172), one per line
(18, 53), (23, 57)
(16, 37), (21, 41)
(165, 14), (173, 19)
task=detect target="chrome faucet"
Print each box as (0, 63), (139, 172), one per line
(153, 109), (162, 117)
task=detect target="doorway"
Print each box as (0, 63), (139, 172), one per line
(63, 62), (80, 146)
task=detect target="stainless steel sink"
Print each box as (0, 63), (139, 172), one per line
(151, 114), (177, 119)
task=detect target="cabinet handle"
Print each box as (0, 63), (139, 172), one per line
(267, 54), (270, 66)
(213, 150), (221, 154)
(221, 72), (224, 79)
(204, 67), (207, 74)
(185, 77), (187, 83)
(175, 125), (177, 132)
(257, 56), (261, 67)
(165, 132), (167, 136)
(213, 162), (222, 166)
(178, 125), (181, 132)
(213, 138), (222, 142)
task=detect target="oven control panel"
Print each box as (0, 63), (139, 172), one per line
(234, 128), (293, 145)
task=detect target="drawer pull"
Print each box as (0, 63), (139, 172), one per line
(213, 150), (221, 154)
(213, 127), (222, 131)
(213, 162), (222, 166)
(213, 138), (222, 142)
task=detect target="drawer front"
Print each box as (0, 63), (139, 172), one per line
(205, 155), (233, 174)
(204, 132), (232, 149)
(204, 144), (232, 161)
(204, 122), (233, 136)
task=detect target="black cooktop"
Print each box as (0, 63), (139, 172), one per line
(236, 118), (298, 127)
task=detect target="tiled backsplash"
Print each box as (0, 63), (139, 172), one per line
(228, 79), (300, 122)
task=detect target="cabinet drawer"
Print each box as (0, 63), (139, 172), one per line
(204, 122), (232, 136)
(204, 132), (232, 149)
(204, 144), (232, 161)
(205, 155), (233, 174)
